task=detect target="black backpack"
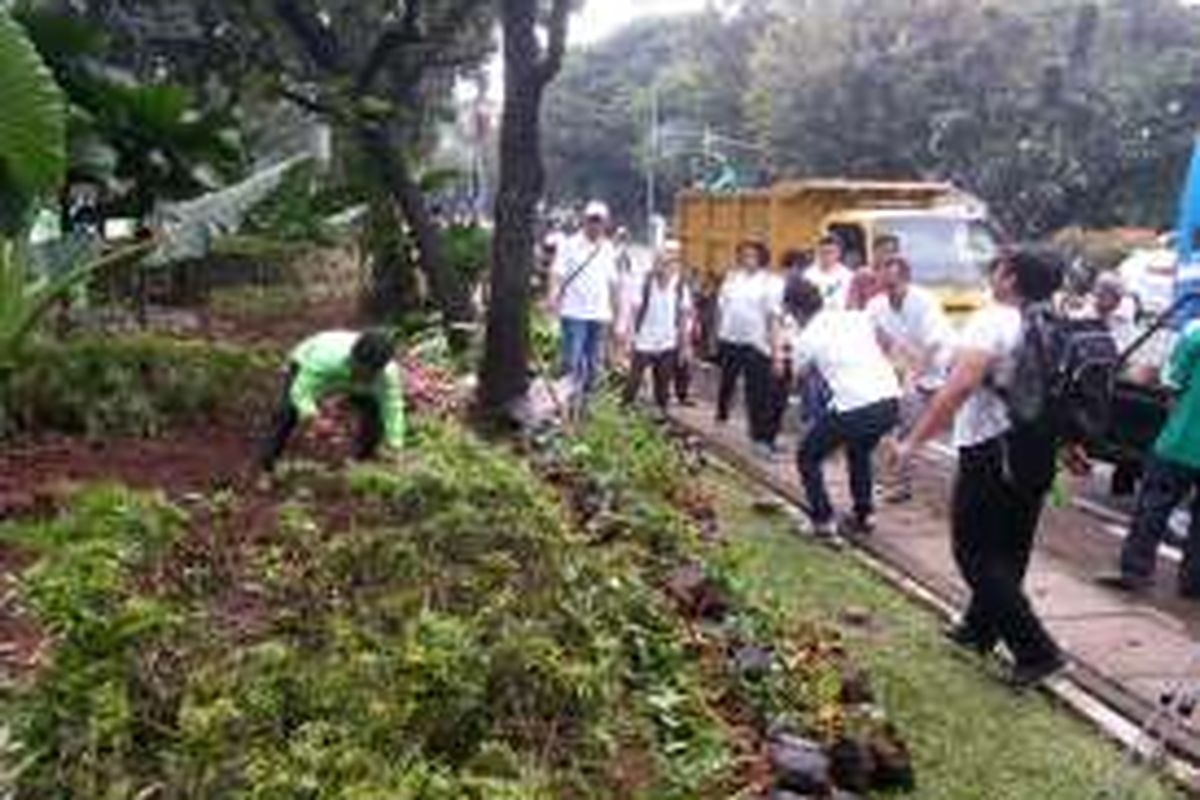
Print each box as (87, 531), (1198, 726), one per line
(999, 303), (1120, 445)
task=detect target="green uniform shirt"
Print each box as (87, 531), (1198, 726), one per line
(1154, 321), (1200, 470)
(288, 331), (405, 450)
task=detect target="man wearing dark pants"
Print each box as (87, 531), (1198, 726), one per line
(715, 238), (779, 457)
(622, 244), (693, 414)
(1099, 319), (1200, 596)
(896, 249), (1072, 688)
(798, 397), (898, 534)
(782, 278), (900, 538)
(259, 330), (405, 474)
(951, 426), (1059, 665)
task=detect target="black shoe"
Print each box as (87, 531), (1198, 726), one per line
(1095, 571), (1152, 594)
(1007, 655), (1065, 690)
(942, 624), (996, 656)
(838, 513), (875, 538)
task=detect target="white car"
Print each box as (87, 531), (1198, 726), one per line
(1118, 237), (1177, 318)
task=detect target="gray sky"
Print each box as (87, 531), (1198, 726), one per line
(572, 0), (710, 44)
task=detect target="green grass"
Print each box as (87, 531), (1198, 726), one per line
(708, 470), (1183, 800)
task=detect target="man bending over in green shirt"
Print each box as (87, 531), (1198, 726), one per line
(1098, 320), (1200, 597)
(259, 330), (405, 474)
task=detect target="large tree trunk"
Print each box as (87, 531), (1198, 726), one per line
(360, 196), (422, 320)
(356, 123), (473, 340)
(477, 0), (549, 416)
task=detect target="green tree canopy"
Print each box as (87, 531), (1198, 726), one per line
(545, 0), (1200, 240)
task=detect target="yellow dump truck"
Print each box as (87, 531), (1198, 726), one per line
(675, 179), (1001, 316)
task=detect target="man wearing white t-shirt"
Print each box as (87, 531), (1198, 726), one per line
(548, 201), (620, 412)
(896, 249), (1080, 689)
(803, 234), (854, 310)
(785, 277), (900, 538)
(622, 246), (692, 413)
(868, 255), (955, 501)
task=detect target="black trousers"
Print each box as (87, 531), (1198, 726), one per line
(1120, 455), (1200, 593)
(623, 348), (678, 411)
(674, 355), (691, 403)
(716, 341), (773, 443)
(798, 398), (898, 524)
(258, 366), (384, 472)
(952, 436), (1060, 667)
(763, 364), (793, 446)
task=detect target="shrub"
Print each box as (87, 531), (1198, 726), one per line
(1, 335), (272, 437)
(0, 422), (733, 798)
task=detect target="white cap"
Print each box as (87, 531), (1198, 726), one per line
(584, 200), (610, 220)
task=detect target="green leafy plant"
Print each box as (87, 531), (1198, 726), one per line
(0, 239), (154, 373)
(0, 8), (66, 236)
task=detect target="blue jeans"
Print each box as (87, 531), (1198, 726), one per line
(798, 398), (899, 524)
(560, 317), (607, 397)
(1120, 455), (1200, 593)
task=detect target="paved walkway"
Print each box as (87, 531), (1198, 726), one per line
(668, 379), (1200, 763)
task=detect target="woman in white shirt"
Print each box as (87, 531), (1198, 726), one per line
(716, 239), (779, 451)
(622, 248), (692, 413)
(785, 277), (901, 538)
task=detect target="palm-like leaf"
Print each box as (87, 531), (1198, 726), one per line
(0, 239), (155, 371)
(0, 10), (67, 235)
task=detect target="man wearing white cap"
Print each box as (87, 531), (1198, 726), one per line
(548, 200), (621, 413)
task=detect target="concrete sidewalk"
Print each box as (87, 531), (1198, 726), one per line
(667, 393), (1200, 764)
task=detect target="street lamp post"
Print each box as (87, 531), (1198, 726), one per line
(646, 86), (660, 247)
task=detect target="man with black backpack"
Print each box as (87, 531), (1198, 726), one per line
(894, 248), (1105, 688)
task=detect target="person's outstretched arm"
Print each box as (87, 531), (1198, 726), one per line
(898, 348), (991, 457)
(377, 363), (406, 453)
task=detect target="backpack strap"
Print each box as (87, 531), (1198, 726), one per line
(634, 272), (655, 334)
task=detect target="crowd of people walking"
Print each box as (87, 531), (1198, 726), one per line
(543, 197), (1200, 689)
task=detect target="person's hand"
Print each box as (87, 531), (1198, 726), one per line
(310, 414), (338, 440)
(891, 438), (916, 475)
(1062, 443), (1093, 477)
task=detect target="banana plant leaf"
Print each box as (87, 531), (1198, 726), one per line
(0, 239), (155, 369)
(0, 9), (67, 235)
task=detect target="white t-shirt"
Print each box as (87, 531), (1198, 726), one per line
(952, 304), (1023, 449)
(792, 309), (900, 413)
(867, 286), (956, 392)
(718, 269), (780, 355)
(616, 261), (651, 339)
(633, 274), (692, 353)
(553, 233), (619, 322)
(804, 263), (854, 310)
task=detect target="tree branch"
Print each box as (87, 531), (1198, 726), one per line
(277, 84), (339, 119)
(355, 0), (424, 94)
(536, 0), (571, 86)
(272, 0), (342, 73)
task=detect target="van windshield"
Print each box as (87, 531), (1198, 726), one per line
(878, 216), (997, 287)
